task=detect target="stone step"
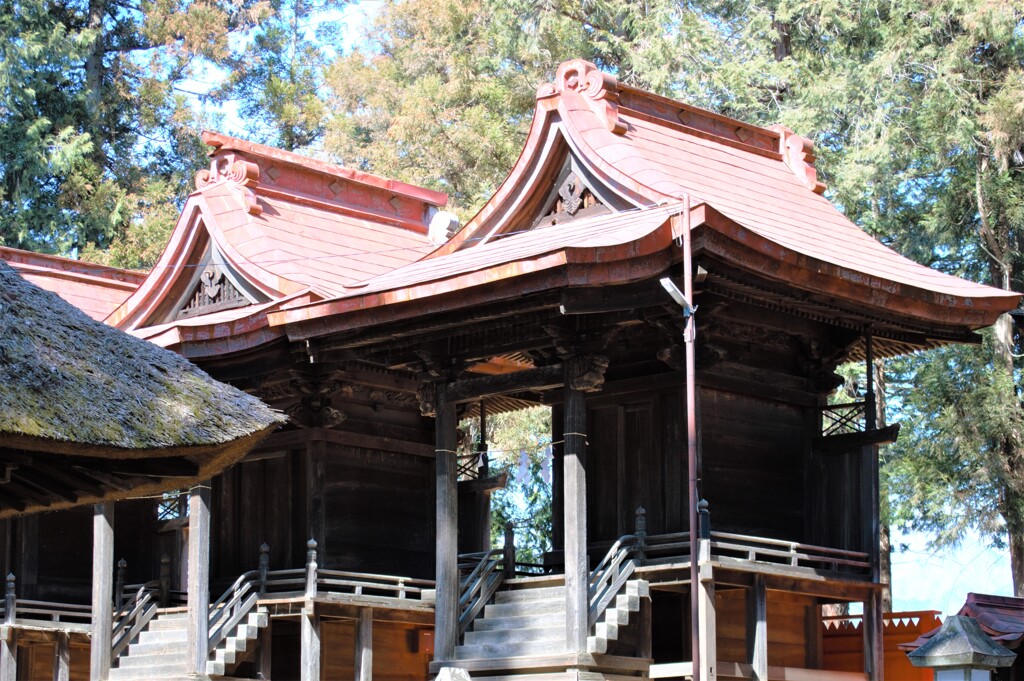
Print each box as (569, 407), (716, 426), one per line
(146, 617), (189, 631)
(135, 628), (188, 644)
(109, 664), (188, 681)
(483, 599), (565, 619)
(464, 625), (564, 646)
(116, 651), (188, 670)
(455, 639), (568, 660)
(493, 586), (565, 603)
(471, 612), (565, 632)
(121, 640), (187, 658)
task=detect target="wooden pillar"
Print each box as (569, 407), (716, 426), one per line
(0, 630), (15, 681)
(863, 590), (884, 681)
(90, 503), (114, 681)
(305, 440), (327, 557)
(355, 608), (373, 681)
(300, 605), (320, 681)
(563, 357), (589, 654)
(186, 483), (211, 677)
(53, 631), (70, 681)
(434, 381), (459, 662)
(746, 575), (767, 681)
(696, 539), (716, 681)
(257, 620), (273, 680)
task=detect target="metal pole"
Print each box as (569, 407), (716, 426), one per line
(681, 195), (701, 681)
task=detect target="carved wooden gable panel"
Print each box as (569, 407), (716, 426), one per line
(177, 263), (250, 319)
(532, 158), (612, 229)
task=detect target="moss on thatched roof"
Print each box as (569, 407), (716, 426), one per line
(0, 260), (284, 452)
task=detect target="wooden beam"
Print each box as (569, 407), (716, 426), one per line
(448, 364), (564, 403)
(434, 381), (459, 662)
(186, 483), (211, 677)
(746, 574), (767, 681)
(563, 357), (589, 655)
(90, 503), (114, 681)
(355, 607), (373, 681)
(53, 630), (70, 681)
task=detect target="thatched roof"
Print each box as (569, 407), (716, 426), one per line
(0, 260), (285, 515)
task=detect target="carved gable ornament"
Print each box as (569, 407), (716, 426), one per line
(168, 243), (268, 322)
(533, 158), (612, 229)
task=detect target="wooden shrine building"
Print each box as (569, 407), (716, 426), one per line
(1, 59), (1019, 681)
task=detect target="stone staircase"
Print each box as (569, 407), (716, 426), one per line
(453, 577), (649, 672)
(109, 607), (268, 680)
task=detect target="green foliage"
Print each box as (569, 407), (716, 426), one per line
(462, 406), (553, 565)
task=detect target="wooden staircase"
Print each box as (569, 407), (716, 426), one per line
(109, 607), (268, 680)
(449, 577), (650, 679)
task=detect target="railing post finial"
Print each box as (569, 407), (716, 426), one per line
(503, 523), (516, 575)
(4, 573), (15, 625)
(305, 539), (318, 598)
(258, 542), (270, 596)
(635, 506), (647, 563)
(698, 499), (710, 539)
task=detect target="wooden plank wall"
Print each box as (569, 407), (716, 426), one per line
(267, 619), (432, 681)
(822, 613), (940, 681)
(577, 383), (807, 546)
(715, 589), (816, 668)
(20, 640), (89, 681)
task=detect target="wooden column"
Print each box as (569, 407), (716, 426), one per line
(696, 539), (716, 681)
(257, 620), (273, 679)
(563, 357), (589, 654)
(355, 607), (373, 681)
(0, 630), (15, 681)
(863, 590), (884, 681)
(301, 606), (321, 681)
(434, 381), (459, 662)
(53, 631), (70, 681)
(305, 440), (327, 557)
(746, 575), (767, 681)
(1, 575), (16, 681)
(90, 503), (114, 681)
(186, 483), (211, 677)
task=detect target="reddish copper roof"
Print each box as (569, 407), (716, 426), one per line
(108, 132), (445, 352)
(0, 247), (143, 320)
(272, 60), (1018, 336)
(901, 593), (1024, 651)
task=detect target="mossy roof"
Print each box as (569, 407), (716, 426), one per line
(0, 260), (284, 453)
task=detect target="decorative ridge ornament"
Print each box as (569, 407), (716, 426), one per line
(195, 153), (264, 215)
(768, 124), (827, 195)
(551, 60), (626, 135)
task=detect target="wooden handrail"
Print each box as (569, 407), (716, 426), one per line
(112, 587), (157, 659)
(588, 534), (638, 628)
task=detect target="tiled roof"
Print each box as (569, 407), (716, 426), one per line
(902, 593), (1024, 651)
(0, 247), (143, 320)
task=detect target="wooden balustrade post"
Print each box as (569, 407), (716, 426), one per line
(301, 539), (321, 681)
(186, 483), (211, 678)
(0, 574), (15, 681)
(158, 554), (170, 608)
(4, 574), (14, 625)
(635, 506), (647, 563)
(503, 524), (516, 575)
(696, 536), (717, 681)
(115, 559), (126, 610)
(305, 539), (318, 598)
(258, 543), (270, 596)
(698, 499), (710, 539)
